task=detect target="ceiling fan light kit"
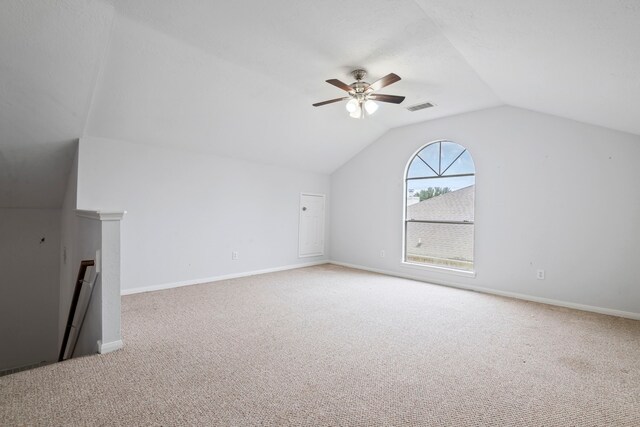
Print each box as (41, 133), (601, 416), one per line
(313, 69), (405, 118)
(346, 98), (359, 113)
(364, 99), (378, 114)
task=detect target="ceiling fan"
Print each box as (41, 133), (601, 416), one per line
(312, 69), (405, 118)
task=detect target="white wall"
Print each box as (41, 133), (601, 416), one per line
(331, 106), (640, 316)
(0, 208), (60, 370)
(77, 136), (330, 292)
(59, 146), (78, 347)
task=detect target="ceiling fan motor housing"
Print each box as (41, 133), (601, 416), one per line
(350, 69), (369, 94)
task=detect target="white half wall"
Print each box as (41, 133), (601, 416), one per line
(0, 208), (60, 371)
(71, 210), (125, 357)
(77, 136), (330, 292)
(331, 106), (640, 316)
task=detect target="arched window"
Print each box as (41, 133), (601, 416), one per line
(404, 140), (475, 272)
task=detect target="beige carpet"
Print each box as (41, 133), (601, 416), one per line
(1, 264), (639, 426)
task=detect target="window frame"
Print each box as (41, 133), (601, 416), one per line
(401, 140), (476, 277)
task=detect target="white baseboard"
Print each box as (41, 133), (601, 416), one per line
(329, 260), (640, 321)
(98, 339), (123, 354)
(121, 260), (329, 296)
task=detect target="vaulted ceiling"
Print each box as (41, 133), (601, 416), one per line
(0, 0), (113, 207)
(2, 0), (639, 207)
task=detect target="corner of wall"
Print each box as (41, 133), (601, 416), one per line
(58, 143), (80, 350)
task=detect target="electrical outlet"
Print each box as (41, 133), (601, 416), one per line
(380, 250), (386, 258)
(536, 269), (545, 280)
(232, 251), (239, 260)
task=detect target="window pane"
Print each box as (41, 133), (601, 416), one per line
(406, 183), (474, 222)
(407, 156), (437, 178)
(405, 222), (474, 271)
(405, 141), (475, 273)
(442, 150), (475, 176)
(416, 143), (440, 174)
(440, 142), (465, 174)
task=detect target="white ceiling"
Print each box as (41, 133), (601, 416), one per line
(0, 0), (113, 207)
(86, 0), (500, 174)
(2, 0), (640, 207)
(415, 0), (640, 135)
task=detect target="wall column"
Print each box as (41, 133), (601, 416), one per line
(75, 210), (126, 354)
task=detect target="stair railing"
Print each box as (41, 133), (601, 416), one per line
(58, 260), (95, 362)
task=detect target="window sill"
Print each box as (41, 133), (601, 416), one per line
(401, 261), (476, 278)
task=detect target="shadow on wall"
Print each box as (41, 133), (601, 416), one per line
(0, 209), (61, 372)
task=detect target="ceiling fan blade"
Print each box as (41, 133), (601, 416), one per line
(312, 97), (350, 107)
(326, 79), (354, 93)
(367, 73), (401, 92)
(369, 94), (405, 104)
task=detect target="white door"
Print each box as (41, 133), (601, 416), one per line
(299, 193), (325, 257)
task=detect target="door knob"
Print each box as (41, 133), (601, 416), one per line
(302, 207), (307, 211)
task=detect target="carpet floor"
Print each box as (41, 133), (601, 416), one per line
(1, 264), (639, 426)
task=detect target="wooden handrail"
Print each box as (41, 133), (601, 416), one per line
(59, 260), (95, 362)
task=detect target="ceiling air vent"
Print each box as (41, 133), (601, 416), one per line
(406, 102), (434, 112)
